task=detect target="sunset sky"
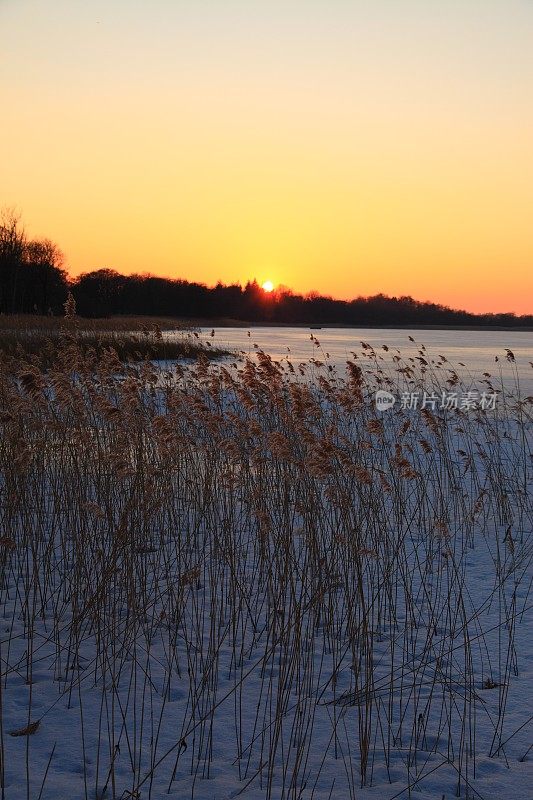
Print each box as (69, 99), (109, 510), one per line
(1, 0), (532, 313)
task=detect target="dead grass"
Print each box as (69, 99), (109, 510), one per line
(0, 314), (191, 332)
(0, 336), (530, 798)
(0, 314), (229, 366)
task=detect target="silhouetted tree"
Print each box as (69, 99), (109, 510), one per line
(0, 211), (68, 314)
(23, 239), (68, 313)
(0, 209), (26, 313)
(69, 270), (533, 327)
(73, 269), (127, 316)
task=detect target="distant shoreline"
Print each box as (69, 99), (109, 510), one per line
(178, 318), (533, 333)
(3, 314), (531, 334)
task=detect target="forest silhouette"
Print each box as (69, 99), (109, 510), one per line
(1, 212), (531, 327)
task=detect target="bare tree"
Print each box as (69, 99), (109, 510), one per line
(0, 208), (26, 313)
(0, 210), (68, 314)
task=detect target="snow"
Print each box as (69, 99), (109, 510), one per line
(1, 334), (531, 799)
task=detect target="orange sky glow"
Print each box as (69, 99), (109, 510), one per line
(1, 1), (532, 314)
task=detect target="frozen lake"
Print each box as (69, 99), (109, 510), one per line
(195, 326), (533, 395)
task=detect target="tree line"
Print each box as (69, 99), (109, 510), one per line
(0, 211), (68, 315)
(1, 211), (531, 326)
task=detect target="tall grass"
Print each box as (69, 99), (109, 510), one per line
(0, 336), (530, 799)
(0, 315), (228, 366)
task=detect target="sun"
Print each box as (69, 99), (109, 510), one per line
(262, 280), (274, 293)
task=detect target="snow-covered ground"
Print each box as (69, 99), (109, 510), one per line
(0, 350), (531, 799)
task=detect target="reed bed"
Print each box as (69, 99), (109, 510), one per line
(0, 314), (191, 332)
(0, 315), (227, 365)
(0, 335), (531, 799)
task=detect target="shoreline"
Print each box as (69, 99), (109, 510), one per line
(177, 318), (533, 333)
(3, 315), (531, 333)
